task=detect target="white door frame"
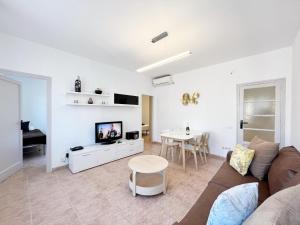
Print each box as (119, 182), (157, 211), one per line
(0, 69), (52, 172)
(237, 78), (286, 146)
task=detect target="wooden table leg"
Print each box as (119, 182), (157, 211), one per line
(132, 171), (136, 197)
(181, 140), (185, 171)
(160, 139), (165, 156)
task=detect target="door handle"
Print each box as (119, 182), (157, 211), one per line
(240, 120), (248, 129)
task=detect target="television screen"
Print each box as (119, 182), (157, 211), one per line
(95, 121), (122, 143)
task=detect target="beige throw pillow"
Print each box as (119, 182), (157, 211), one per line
(248, 136), (279, 180)
(243, 184), (300, 225)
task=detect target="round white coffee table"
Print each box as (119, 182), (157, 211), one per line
(128, 155), (168, 197)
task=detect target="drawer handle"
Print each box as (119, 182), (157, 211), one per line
(104, 148), (111, 151)
(81, 153), (91, 156)
(129, 143), (134, 145)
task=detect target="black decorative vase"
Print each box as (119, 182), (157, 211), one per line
(75, 76), (81, 92)
(95, 88), (102, 95)
(88, 97), (93, 104)
(186, 123), (190, 135)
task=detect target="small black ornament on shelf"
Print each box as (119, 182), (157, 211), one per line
(75, 76), (81, 92)
(88, 97), (93, 104)
(95, 88), (102, 95)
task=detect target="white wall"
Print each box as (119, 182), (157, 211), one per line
(0, 32), (152, 169)
(291, 30), (300, 149)
(153, 48), (292, 157)
(0, 30), (295, 166)
(8, 76), (47, 134)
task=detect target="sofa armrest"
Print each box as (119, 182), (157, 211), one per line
(226, 151), (233, 162)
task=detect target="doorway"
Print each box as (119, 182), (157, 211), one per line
(141, 95), (153, 143)
(0, 69), (52, 172)
(237, 79), (285, 145)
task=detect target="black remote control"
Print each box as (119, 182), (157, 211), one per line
(70, 146), (84, 151)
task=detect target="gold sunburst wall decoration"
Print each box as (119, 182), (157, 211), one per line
(181, 92), (200, 105)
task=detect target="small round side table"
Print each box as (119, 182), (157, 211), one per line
(128, 155), (168, 196)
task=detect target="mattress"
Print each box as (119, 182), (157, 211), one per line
(23, 129), (46, 146)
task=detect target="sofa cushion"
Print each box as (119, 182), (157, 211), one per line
(257, 180), (270, 204)
(268, 146), (300, 195)
(207, 183), (258, 225)
(248, 136), (279, 180)
(243, 184), (300, 225)
(230, 144), (255, 176)
(175, 160), (271, 225)
(210, 162), (270, 204)
(286, 170), (300, 187)
(211, 162), (258, 187)
(176, 182), (227, 225)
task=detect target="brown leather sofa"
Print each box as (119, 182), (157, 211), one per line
(174, 146), (300, 225)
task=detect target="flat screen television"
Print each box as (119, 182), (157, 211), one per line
(95, 121), (122, 144)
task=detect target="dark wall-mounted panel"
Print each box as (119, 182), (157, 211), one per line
(114, 93), (139, 105)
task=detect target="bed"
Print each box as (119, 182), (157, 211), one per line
(23, 129), (46, 154)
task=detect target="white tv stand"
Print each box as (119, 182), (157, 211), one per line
(69, 139), (144, 173)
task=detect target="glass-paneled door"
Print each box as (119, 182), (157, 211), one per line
(237, 80), (285, 145)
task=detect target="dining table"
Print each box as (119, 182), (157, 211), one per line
(160, 130), (203, 171)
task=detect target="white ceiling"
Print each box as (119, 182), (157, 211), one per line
(0, 0), (300, 77)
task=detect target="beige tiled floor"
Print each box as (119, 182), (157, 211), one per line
(0, 143), (224, 225)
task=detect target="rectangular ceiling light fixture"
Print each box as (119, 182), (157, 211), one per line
(137, 51), (192, 73)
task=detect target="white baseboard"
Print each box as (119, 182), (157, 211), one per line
(0, 161), (23, 183)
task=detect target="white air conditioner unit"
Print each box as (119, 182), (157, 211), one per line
(152, 75), (174, 87)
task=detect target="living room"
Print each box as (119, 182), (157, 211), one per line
(0, 1), (300, 225)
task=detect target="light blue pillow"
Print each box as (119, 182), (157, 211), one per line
(206, 182), (258, 225)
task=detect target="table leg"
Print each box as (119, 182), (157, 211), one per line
(162, 170), (167, 194)
(132, 171), (136, 197)
(182, 140), (185, 171)
(160, 139), (165, 156)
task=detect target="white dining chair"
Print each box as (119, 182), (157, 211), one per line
(179, 135), (206, 170)
(200, 133), (209, 159)
(160, 130), (181, 161)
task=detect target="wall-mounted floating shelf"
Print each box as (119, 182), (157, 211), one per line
(66, 90), (111, 105)
(66, 91), (139, 107)
(66, 91), (110, 97)
(66, 103), (139, 108)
